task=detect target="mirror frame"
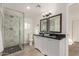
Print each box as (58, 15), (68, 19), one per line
(48, 13), (62, 33)
(40, 18), (48, 33)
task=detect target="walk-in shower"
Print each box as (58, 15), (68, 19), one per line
(2, 7), (24, 55)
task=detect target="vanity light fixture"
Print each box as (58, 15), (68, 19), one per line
(42, 12), (52, 17)
(26, 6), (31, 10)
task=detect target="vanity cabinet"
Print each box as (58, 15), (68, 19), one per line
(34, 36), (47, 55)
(34, 35), (66, 56)
(34, 13), (66, 56)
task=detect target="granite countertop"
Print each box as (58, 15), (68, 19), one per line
(34, 34), (66, 40)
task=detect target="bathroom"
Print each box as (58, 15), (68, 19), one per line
(0, 3), (67, 56)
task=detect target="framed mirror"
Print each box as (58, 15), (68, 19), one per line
(48, 14), (62, 33)
(40, 18), (48, 32)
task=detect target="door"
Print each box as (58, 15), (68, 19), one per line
(72, 20), (79, 42)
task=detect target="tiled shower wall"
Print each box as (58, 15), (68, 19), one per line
(3, 8), (24, 48)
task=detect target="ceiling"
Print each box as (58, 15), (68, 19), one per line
(69, 4), (79, 20)
(1, 3), (67, 20)
(2, 3), (57, 12)
(69, 4), (79, 15)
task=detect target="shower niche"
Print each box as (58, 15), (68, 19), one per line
(2, 8), (24, 55)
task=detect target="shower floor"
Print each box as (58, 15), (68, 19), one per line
(2, 45), (21, 56)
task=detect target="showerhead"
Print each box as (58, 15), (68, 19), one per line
(36, 4), (41, 8)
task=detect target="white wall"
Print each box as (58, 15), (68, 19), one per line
(24, 16), (35, 44)
(68, 11), (73, 45)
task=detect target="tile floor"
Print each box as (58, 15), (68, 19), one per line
(6, 45), (44, 56)
(4, 43), (79, 56)
(5, 42), (79, 56)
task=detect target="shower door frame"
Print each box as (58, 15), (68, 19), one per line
(2, 7), (24, 50)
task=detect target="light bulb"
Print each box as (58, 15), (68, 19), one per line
(26, 6), (31, 10)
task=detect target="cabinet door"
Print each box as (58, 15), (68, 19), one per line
(34, 36), (42, 51)
(40, 37), (48, 55)
(47, 39), (59, 56)
(34, 36), (39, 49)
(38, 37), (42, 51)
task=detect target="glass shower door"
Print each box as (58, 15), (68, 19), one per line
(2, 8), (24, 55)
(3, 14), (20, 48)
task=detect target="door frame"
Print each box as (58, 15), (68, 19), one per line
(66, 3), (76, 56)
(72, 20), (79, 42)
